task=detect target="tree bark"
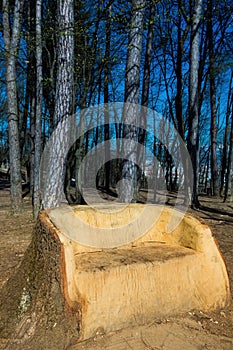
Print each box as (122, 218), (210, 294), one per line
(120, 0), (145, 203)
(207, 0), (219, 197)
(140, 2), (155, 198)
(104, 4), (111, 191)
(3, 0), (24, 212)
(175, 0), (190, 140)
(187, 0), (203, 208)
(30, 95), (36, 199)
(141, 3), (155, 108)
(220, 72), (233, 197)
(224, 97), (233, 202)
(33, 0), (43, 216)
(42, 0), (74, 209)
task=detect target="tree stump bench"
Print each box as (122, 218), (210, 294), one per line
(42, 204), (231, 341)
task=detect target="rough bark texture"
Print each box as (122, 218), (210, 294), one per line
(220, 73), (233, 197)
(0, 212), (81, 350)
(121, 0), (145, 203)
(3, 0), (23, 212)
(187, 0), (203, 208)
(208, 0), (219, 197)
(224, 108), (233, 202)
(33, 0), (43, 216)
(104, 4), (111, 191)
(141, 3), (155, 108)
(175, 0), (190, 140)
(42, 0), (74, 209)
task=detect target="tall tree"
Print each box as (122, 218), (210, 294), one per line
(104, 2), (112, 191)
(207, 0), (219, 197)
(175, 0), (190, 140)
(33, 0), (43, 215)
(42, 0), (74, 209)
(220, 72), (233, 197)
(187, 0), (203, 208)
(224, 93), (233, 202)
(140, 2), (155, 197)
(120, 0), (145, 203)
(3, 0), (24, 212)
(141, 2), (155, 108)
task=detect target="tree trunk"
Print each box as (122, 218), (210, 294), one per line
(3, 0), (24, 212)
(224, 100), (233, 202)
(120, 0), (145, 203)
(26, 0), (36, 197)
(42, 0), (74, 209)
(207, 0), (219, 197)
(33, 0), (43, 216)
(30, 95), (36, 199)
(175, 11), (184, 140)
(141, 3), (155, 108)
(187, 0), (203, 208)
(175, 0), (190, 140)
(220, 72), (233, 197)
(104, 4), (111, 191)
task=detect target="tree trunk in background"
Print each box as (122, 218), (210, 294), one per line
(141, 3), (155, 108)
(42, 0), (74, 209)
(224, 99), (233, 202)
(3, 0), (24, 213)
(120, 0), (145, 203)
(104, 4), (111, 191)
(19, 0), (36, 183)
(175, 0), (190, 141)
(175, 12), (184, 140)
(207, 0), (219, 197)
(187, 0), (203, 208)
(30, 95), (36, 199)
(140, 2), (155, 195)
(33, 0), (43, 216)
(220, 72), (233, 197)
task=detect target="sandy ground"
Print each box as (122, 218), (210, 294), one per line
(0, 185), (232, 350)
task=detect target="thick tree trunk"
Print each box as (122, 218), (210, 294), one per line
(3, 0), (24, 212)
(120, 0), (145, 203)
(42, 0), (74, 209)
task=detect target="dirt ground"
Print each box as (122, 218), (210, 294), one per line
(0, 183), (233, 350)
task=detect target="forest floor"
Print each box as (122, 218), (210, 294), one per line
(0, 180), (233, 350)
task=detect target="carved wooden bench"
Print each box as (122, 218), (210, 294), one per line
(42, 204), (231, 341)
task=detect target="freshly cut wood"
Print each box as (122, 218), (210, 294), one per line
(46, 203), (231, 341)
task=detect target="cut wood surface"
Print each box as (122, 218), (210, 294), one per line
(46, 203), (231, 341)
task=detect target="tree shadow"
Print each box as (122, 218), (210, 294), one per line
(196, 203), (233, 224)
(0, 179), (11, 190)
